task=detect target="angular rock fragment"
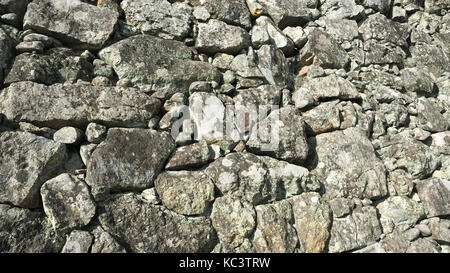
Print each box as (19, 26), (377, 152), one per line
(53, 127), (84, 145)
(0, 204), (66, 253)
(195, 19), (250, 55)
(328, 206), (382, 253)
(90, 226), (126, 253)
(416, 178), (450, 217)
(252, 200), (297, 253)
(211, 195), (256, 248)
(99, 35), (221, 95)
(256, 0), (314, 29)
(0, 26), (14, 84)
(0, 81), (161, 128)
(0, 131), (67, 208)
(99, 193), (216, 253)
(121, 0), (191, 40)
(61, 230), (93, 253)
(41, 173), (96, 230)
(416, 98), (449, 133)
(359, 13), (409, 47)
(312, 127), (387, 200)
(23, 0), (118, 50)
(302, 100), (341, 135)
(165, 141), (212, 170)
(191, 0), (252, 29)
(289, 193), (332, 253)
(155, 171), (215, 215)
(296, 74), (360, 102)
(86, 128), (175, 200)
(376, 196), (425, 234)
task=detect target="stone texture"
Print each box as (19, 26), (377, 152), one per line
(0, 131), (67, 208)
(61, 230), (93, 253)
(256, 0), (314, 29)
(165, 141), (212, 170)
(296, 74), (360, 102)
(23, 0), (118, 50)
(99, 193), (216, 253)
(312, 128), (387, 200)
(376, 196), (425, 234)
(0, 81), (161, 129)
(86, 128), (175, 201)
(41, 173), (96, 231)
(416, 178), (450, 217)
(154, 170), (215, 216)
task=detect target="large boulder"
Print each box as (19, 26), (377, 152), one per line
(23, 0), (118, 50)
(99, 193), (216, 253)
(0, 131), (67, 208)
(121, 0), (191, 40)
(296, 74), (360, 102)
(359, 13), (409, 47)
(0, 81), (161, 128)
(256, 0), (314, 29)
(311, 127), (388, 200)
(416, 178), (450, 217)
(191, 0), (252, 29)
(99, 35), (221, 96)
(86, 128), (175, 201)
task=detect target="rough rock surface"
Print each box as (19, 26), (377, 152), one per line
(1, 0), (449, 254)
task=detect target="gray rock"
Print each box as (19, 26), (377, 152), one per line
(53, 127), (84, 144)
(409, 44), (450, 76)
(141, 187), (161, 205)
(302, 100), (341, 135)
(154, 170), (215, 216)
(0, 26), (14, 84)
(15, 41), (44, 54)
(23, 0), (118, 50)
(289, 193), (332, 253)
(0, 81), (161, 129)
(256, 44), (291, 88)
(85, 123), (107, 144)
(328, 206), (382, 253)
(321, 0), (365, 20)
(99, 193), (216, 253)
(165, 141), (212, 171)
(255, 16), (295, 54)
(0, 204), (65, 253)
(211, 195), (256, 248)
(256, 0), (314, 29)
(321, 18), (359, 43)
(282, 26), (308, 48)
(359, 13), (409, 47)
(364, 40), (407, 65)
(416, 178), (450, 217)
(23, 33), (63, 49)
(195, 19), (250, 55)
(90, 226), (126, 253)
(299, 29), (349, 69)
(61, 230), (93, 253)
(191, 0), (252, 29)
(99, 35), (221, 96)
(401, 67), (436, 96)
(41, 173), (96, 231)
(376, 196), (425, 234)
(428, 217), (450, 244)
(247, 106), (310, 165)
(121, 0), (191, 40)
(0, 0), (29, 18)
(252, 200), (297, 253)
(361, 0), (392, 15)
(416, 97), (449, 133)
(0, 131), (67, 208)
(86, 128), (175, 201)
(312, 127), (388, 200)
(431, 131), (450, 155)
(296, 74), (360, 102)
(328, 197), (354, 218)
(5, 48), (94, 85)
(79, 144), (97, 166)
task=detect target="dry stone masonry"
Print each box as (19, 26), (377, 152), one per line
(0, 0), (449, 253)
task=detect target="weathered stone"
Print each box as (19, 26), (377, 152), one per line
(86, 128), (175, 201)
(312, 127), (388, 200)
(0, 26), (14, 84)
(15, 41), (44, 54)
(256, 44), (291, 88)
(300, 29), (349, 69)
(41, 173), (96, 231)
(90, 226), (126, 253)
(155, 171), (215, 216)
(282, 26), (308, 48)
(0, 81), (161, 129)
(409, 44), (450, 76)
(327, 197), (354, 218)
(416, 97), (449, 133)
(376, 196), (425, 234)
(0, 204), (65, 253)
(416, 178), (450, 217)
(296, 74), (360, 102)
(428, 217), (450, 244)
(247, 106), (310, 165)
(5, 48), (94, 85)
(328, 206), (382, 253)
(53, 127), (84, 145)
(0, 131), (67, 208)
(23, 0), (118, 50)
(99, 193), (216, 253)
(211, 195), (256, 248)
(401, 67), (435, 96)
(255, 16), (295, 54)
(99, 35), (221, 96)
(364, 40), (407, 65)
(196, 19), (250, 55)
(165, 141), (212, 170)
(252, 200), (297, 253)
(321, 0), (365, 20)
(61, 230), (93, 253)
(121, 0), (191, 40)
(192, 0), (251, 29)
(302, 100), (341, 135)
(256, 0), (314, 29)
(85, 123), (107, 144)
(431, 131), (450, 155)
(289, 193), (332, 253)
(359, 13), (409, 47)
